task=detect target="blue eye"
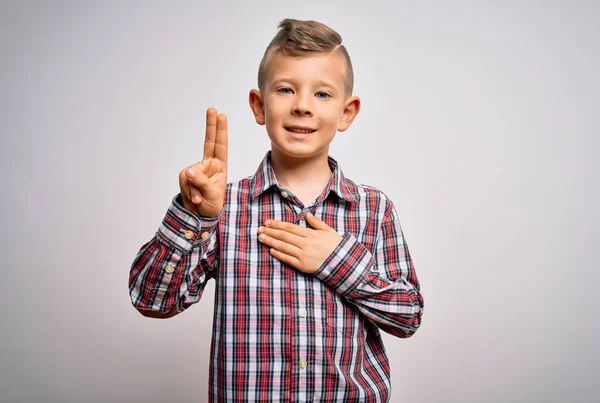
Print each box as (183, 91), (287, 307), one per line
(316, 92), (330, 99)
(278, 87), (293, 95)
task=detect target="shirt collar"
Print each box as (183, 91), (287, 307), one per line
(249, 150), (358, 204)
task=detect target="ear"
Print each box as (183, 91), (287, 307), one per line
(249, 89), (265, 125)
(337, 96), (361, 132)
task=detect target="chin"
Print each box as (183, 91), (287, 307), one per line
(270, 141), (329, 160)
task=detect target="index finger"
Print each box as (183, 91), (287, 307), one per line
(215, 113), (228, 167)
(203, 107), (218, 160)
(265, 219), (308, 237)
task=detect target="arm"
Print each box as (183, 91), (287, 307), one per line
(313, 200), (424, 338)
(128, 194), (221, 319)
(129, 107), (228, 318)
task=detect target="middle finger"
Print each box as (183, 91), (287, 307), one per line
(258, 233), (302, 258)
(258, 226), (304, 246)
(204, 107), (218, 160)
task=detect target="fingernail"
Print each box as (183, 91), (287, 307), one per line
(257, 226), (263, 233)
(265, 220), (271, 226)
(187, 169), (196, 178)
(193, 195), (200, 203)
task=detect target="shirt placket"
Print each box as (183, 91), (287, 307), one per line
(281, 188), (316, 402)
(280, 189), (296, 401)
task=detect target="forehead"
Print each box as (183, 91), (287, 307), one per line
(266, 51), (346, 89)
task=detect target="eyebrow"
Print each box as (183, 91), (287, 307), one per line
(271, 77), (338, 90)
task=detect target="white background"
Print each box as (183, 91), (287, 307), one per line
(1, 1), (598, 402)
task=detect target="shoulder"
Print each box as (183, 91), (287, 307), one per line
(345, 178), (397, 218)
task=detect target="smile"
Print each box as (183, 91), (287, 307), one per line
(285, 126), (316, 134)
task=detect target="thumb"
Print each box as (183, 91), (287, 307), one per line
(186, 167), (210, 190)
(306, 212), (330, 231)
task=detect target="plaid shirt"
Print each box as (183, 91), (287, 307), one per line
(129, 150), (424, 402)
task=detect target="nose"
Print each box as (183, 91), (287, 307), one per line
(292, 92), (313, 116)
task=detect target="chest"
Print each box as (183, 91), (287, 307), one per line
(218, 198), (378, 263)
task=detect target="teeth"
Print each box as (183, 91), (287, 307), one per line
(288, 128), (313, 133)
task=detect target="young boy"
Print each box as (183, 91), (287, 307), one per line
(129, 18), (424, 402)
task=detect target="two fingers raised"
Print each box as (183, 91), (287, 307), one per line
(180, 107), (228, 210)
(204, 107), (228, 167)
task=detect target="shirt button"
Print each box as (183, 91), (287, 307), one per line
(299, 309), (307, 318)
(184, 230), (194, 240)
(299, 360), (308, 369)
(281, 191), (289, 198)
(165, 265), (175, 274)
(200, 231), (210, 240)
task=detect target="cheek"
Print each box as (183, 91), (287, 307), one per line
(263, 105), (283, 139)
(265, 114), (281, 134)
(322, 107), (343, 126)
(264, 100), (287, 122)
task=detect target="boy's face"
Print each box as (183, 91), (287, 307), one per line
(249, 51), (360, 160)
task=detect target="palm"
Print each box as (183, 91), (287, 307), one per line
(197, 157), (227, 216)
(202, 158), (226, 183)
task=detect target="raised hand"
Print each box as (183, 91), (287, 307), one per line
(178, 107), (228, 218)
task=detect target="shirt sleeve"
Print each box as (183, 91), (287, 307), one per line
(313, 199), (424, 338)
(128, 193), (221, 316)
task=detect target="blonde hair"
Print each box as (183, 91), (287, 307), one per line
(257, 19), (354, 98)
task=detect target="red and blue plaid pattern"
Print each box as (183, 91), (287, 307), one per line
(129, 150), (424, 402)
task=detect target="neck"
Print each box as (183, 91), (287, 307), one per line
(270, 147), (333, 190)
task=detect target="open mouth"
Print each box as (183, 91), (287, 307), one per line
(285, 126), (317, 134)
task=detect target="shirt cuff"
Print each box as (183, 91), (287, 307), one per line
(157, 194), (221, 253)
(313, 232), (375, 296)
